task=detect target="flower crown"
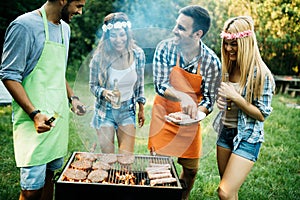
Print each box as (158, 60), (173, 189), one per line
(220, 30), (252, 40)
(102, 21), (132, 32)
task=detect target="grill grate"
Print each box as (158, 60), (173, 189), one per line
(58, 152), (181, 188)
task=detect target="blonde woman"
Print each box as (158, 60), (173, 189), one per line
(214, 16), (275, 199)
(89, 12), (145, 154)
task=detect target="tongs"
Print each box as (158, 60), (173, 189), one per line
(45, 111), (60, 125)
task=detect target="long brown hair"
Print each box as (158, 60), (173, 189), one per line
(93, 12), (137, 84)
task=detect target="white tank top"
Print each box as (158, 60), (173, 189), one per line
(108, 61), (137, 102)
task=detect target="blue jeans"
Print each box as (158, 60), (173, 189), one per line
(217, 127), (261, 162)
(92, 98), (136, 130)
(20, 157), (64, 190)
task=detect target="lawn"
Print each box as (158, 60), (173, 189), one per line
(0, 85), (299, 199)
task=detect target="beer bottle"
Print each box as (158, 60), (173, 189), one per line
(111, 79), (121, 109)
(224, 73), (231, 111)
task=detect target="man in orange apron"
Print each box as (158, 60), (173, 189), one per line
(0, 1), (86, 199)
(148, 5), (221, 199)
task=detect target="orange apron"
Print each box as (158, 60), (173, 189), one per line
(148, 55), (203, 158)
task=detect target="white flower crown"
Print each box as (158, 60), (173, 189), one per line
(102, 21), (132, 32)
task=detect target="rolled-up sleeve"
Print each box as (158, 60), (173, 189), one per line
(254, 75), (275, 118)
(0, 24), (30, 82)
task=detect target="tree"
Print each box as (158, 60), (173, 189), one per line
(192, 0), (300, 75)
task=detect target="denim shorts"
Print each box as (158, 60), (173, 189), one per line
(20, 157), (64, 190)
(216, 127), (261, 162)
(92, 98), (136, 130)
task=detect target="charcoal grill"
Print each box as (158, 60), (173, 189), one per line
(54, 152), (183, 200)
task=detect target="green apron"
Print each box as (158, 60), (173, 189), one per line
(12, 7), (69, 167)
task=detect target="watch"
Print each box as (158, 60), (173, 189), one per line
(29, 110), (41, 120)
(69, 96), (79, 104)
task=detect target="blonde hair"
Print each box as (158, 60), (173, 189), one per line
(221, 16), (274, 103)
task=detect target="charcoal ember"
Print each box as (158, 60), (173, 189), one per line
(92, 160), (111, 170)
(117, 154), (135, 165)
(87, 169), (108, 183)
(71, 159), (93, 170)
(63, 168), (87, 181)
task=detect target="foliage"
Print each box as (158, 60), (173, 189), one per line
(0, 0), (45, 60)
(255, 0), (300, 75)
(0, 0), (299, 77)
(192, 0), (300, 75)
(67, 0), (115, 81)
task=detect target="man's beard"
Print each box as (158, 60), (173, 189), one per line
(61, 3), (70, 24)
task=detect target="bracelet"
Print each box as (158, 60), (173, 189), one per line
(68, 96), (79, 104)
(29, 110), (40, 120)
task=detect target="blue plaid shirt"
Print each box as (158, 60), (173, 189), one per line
(213, 73), (275, 150)
(89, 46), (146, 119)
(153, 37), (221, 113)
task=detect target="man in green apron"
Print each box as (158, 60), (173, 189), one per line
(0, 0), (86, 199)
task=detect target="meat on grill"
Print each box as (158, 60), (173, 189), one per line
(92, 160), (111, 170)
(71, 159), (93, 170)
(87, 169), (108, 183)
(117, 154), (135, 165)
(148, 172), (172, 179)
(98, 153), (118, 164)
(63, 168), (87, 181)
(149, 163), (171, 169)
(75, 152), (97, 162)
(150, 177), (177, 186)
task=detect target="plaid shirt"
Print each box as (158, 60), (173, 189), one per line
(153, 37), (221, 113)
(213, 72), (275, 149)
(89, 46), (146, 119)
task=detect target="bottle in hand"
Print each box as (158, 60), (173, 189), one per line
(224, 73), (231, 111)
(111, 78), (121, 109)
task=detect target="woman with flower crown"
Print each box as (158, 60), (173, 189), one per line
(89, 12), (146, 154)
(213, 16), (275, 199)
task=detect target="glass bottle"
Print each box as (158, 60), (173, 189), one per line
(111, 79), (121, 109)
(224, 73), (231, 111)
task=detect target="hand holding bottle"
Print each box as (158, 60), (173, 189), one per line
(217, 80), (239, 111)
(103, 79), (121, 109)
(224, 73), (231, 111)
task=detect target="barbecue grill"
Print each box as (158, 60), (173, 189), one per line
(54, 152), (183, 200)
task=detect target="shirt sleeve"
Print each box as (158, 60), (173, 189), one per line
(0, 23), (31, 82)
(153, 40), (172, 96)
(134, 47), (146, 104)
(89, 52), (103, 98)
(199, 55), (222, 113)
(254, 75), (275, 118)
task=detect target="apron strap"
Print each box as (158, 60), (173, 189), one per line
(40, 7), (64, 44)
(40, 7), (49, 41)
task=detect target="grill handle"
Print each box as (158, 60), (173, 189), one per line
(53, 171), (62, 183)
(179, 179), (187, 190)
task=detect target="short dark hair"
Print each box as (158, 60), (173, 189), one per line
(179, 5), (211, 37)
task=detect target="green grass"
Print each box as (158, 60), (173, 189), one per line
(0, 88), (299, 199)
